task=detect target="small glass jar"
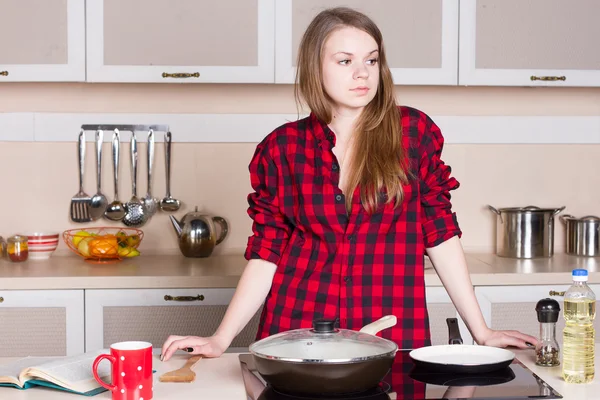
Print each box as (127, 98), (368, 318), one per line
(7, 235), (29, 262)
(535, 298), (561, 367)
(0, 236), (6, 259)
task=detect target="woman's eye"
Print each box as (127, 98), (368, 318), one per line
(367, 58), (378, 65)
(338, 59), (351, 65)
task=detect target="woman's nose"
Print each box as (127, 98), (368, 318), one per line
(353, 63), (369, 80)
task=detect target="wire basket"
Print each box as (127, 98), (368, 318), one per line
(63, 227), (144, 263)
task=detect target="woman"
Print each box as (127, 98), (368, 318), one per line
(161, 7), (536, 361)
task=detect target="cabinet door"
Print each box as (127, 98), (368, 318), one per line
(0, 290), (84, 356)
(86, 0), (275, 83)
(459, 0), (600, 87)
(275, 0), (459, 85)
(476, 285), (600, 347)
(85, 288), (262, 353)
(0, 0), (85, 82)
(426, 287), (473, 345)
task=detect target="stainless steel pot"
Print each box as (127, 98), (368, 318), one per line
(561, 215), (600, 257)
(488, 205), (566, 259)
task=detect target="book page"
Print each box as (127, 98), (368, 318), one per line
(22, 351), (112, 394)
(0, 357), (54, 386)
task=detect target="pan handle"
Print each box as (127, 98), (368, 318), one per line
(359, 315), (398, 335)
(447, 318), (463, 345)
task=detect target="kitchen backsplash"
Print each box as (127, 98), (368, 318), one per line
(0, 83), (599, 256)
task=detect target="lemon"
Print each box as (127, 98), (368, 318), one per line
(118, 247), (141, 258)
(126, 235), (141, 247)
(72, 231), (92, 247)
(77, 237), (94, 257)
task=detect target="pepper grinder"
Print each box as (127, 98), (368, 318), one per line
(535, 298), (561, 367)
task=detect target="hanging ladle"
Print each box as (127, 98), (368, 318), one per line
(159, 131), (181, 212)
(104, 129), (126, 221)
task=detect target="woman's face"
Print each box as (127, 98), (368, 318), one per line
(321, 26), (380, 115)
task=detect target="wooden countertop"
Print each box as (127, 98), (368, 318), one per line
(0, 252), (598, 290)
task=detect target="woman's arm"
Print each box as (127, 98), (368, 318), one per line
(426, 236), (538, 348)
(161, 258), (277, 361)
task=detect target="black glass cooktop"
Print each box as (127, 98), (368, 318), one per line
(238, 351), (563, 400)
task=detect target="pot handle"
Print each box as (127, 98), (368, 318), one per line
(447, 318), (463, 345)
(552, 206), (566, 217)
(359, 315), (397, 335)
(487, 205), (500, 215)
(487, 205), (503, 224)
(560, 214), (575, 224)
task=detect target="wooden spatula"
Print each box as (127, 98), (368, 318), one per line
(159, 355), (202, 383)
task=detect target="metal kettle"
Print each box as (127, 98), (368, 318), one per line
(169, 206), (229, 257)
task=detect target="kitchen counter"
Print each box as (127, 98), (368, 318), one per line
(2, 347), (600, 400)
(0, 253), (599, 290)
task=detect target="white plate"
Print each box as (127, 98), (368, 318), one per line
(409, 345), (515, 366)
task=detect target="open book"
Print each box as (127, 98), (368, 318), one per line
(0, 351), (111, 396)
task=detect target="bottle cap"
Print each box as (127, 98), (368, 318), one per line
(572, 269), (589, 282)
(535, 298), (560, 323)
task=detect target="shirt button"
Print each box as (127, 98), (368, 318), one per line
(332, 163), (338, 171)
(335, 194), (343, 202)
(344, 276), (352, 283)
(347, 234), (355, 242)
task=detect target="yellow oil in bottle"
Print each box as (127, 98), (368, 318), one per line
(563, 299), (596, 383)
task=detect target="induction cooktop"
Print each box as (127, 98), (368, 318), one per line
(238, 351), (563, 400)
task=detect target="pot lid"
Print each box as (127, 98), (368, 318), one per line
(496, 206), (563, 213)
(563, 215), (600, 221)
(249, 319), (397, 363)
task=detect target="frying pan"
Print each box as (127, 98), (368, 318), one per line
(249, 315), (399, 395)
(409, 318), (515, 374)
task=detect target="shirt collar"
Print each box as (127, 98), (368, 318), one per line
(309, 112), (336, 147)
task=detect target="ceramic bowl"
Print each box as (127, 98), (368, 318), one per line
(22, 232), (60, 260)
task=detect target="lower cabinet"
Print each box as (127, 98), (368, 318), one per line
(475, 284), (600, 347)
(0, 289), (84, 357)
(84, 288), (262, 353)
(426, 287), (473, 345)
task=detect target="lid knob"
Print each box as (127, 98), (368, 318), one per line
(312, 319), (336, 333)
(535, 298), (560, 323)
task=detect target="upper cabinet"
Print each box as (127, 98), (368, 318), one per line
(275, 0), (459, 85)
(459, 0), (600, 87)
(0, 0), (85, 82)
(86, 0), (275, 83)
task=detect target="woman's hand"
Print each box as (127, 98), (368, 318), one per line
(160, 334), (229, 362)
(476, 328), (538, 349)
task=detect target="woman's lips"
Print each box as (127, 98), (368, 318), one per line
(350, 87), (370, 95)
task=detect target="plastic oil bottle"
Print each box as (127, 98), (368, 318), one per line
(562, 269), (596, 383)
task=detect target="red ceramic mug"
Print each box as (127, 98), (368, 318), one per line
(92, 341), (153, 400)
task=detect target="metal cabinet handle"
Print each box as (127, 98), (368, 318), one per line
(0, 71), (8, 76)
(0, 296), (3, 303)
(164, 294), (205, 302)
(549, 290), (565, 296)
(530, 76), (566, 82)
(162, 72), (200, 79)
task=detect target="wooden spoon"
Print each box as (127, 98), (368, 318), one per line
(159, 355), (202, 383)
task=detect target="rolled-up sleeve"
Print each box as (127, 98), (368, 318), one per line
(244, 142), (291, 264)
(419, 116), (462, 248)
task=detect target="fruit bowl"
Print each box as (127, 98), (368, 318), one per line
(63, 227), (144, 263)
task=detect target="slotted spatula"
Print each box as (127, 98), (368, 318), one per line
(70, 130), (92, 222)
(159, 355), (202, 383)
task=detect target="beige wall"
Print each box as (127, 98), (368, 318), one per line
(0, 83), (599, 257)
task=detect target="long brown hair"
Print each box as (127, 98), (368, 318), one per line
(294, 7), (410, 214)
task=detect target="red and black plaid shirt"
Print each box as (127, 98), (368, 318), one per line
(245, 106), (461, 350)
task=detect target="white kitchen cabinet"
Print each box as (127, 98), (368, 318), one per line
(275, 0), (459, 85)
(84, 288), (262, 353)
(0, 0), (85, 82)
(426, 287), (473, 345)
(459, 0), (600, 87)
(475, 285), (600, 347)
(0, 289), (84, 356)
(86, 0), (275, 83)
